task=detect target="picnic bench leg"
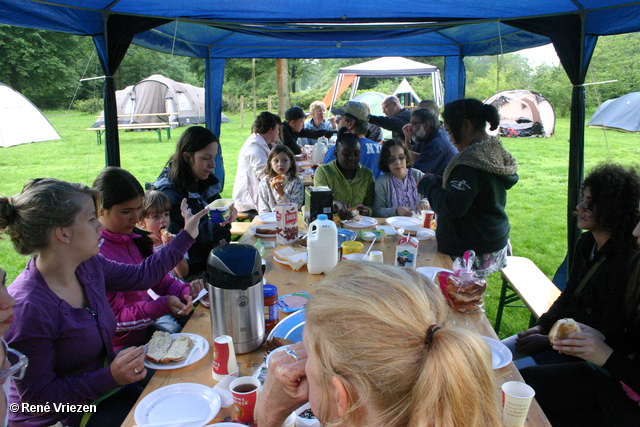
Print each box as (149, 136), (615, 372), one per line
(494, 277), (510, 334)
(156, 129), (162, 142)
(97, 130), (104, 145)
(166, 127), (171, 140)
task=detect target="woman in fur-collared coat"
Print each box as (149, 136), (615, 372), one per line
(418, 99), (518, 277)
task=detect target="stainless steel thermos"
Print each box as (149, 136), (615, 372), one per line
(205, 244), (265, 354)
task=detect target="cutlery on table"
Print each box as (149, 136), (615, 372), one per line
(178, 288), (208, 315)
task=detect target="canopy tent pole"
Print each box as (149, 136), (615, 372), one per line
(444, 55), (466, 104)
(205, 56), (227, 194)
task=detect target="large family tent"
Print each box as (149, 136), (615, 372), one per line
(323, 57), (443, 110)
(484, 90), (556, 138)
(0, 83), (60, 148)
(93, 74), (230, 128)
(587, 92), (640, 132)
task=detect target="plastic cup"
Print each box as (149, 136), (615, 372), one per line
(368, 251), (383, 263)
(421, 210), (435, 229)
(341, 241), (363, 254)
(283, 411), (296, 427)
(342, 253), (368, 261)
(230, 376), (261, 423)
(501, 381), (535, 427)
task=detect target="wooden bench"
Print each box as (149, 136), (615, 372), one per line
(230, 221), (252, 236)
(86, 122), (178, 144)
(494, 256), (562, 334)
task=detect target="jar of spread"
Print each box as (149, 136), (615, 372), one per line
(264, 284), (279, 335)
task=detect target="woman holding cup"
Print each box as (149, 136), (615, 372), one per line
(257, 262), (501, 427)
(373, 139), (430, 218)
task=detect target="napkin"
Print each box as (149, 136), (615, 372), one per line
(212, 375), (235, 408)
(274, 247), (308, 271)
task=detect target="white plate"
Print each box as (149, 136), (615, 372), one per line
(416, 267), (452, 281)
(483, 336), (513, 369)
(340, 216), (378, 228)
(144, 333), (210, 370)
(212, 424), (247, 427)
(134, 383), (221, 427)
(398, 226), (436, 240)
(375, 225), (396, 235)
(257, 212), (277, 223)
(251, 224), (278, 238)
(386, 216), (422, 227)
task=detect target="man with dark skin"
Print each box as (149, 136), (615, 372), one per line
(314, 130), (374, 220)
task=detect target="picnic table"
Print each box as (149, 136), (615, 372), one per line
(86, 113), (179, 144)
(120, 217), (551, 426)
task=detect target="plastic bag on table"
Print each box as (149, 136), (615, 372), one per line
(435, 250), (487, 313)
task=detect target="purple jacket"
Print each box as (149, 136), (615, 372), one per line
(4, 231), (193, 427)
(99, 229), (191, 351)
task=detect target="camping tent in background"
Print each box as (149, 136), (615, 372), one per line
(393, 78), (421, 107)
(323, 57), (443, 110)
(351, 91), (391, 139)
(93, 74), (230, 128)
(484, 90), (555, 138)
(587, 92), (640, 132)
(0, 83), (60, 148)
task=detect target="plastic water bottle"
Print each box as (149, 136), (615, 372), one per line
(312, 141), (327, 165)
(307, 214), (338, 274)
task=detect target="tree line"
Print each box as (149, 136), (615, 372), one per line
(0, 24), (637, 117)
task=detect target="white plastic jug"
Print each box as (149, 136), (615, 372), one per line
(311, 142), (327, 165)
(307, 214), (338, 274)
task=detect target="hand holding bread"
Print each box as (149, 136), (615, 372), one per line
(549, 320), (613, 366)
(548, 318), (581, 343)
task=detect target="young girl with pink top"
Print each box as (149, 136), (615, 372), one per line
(93, 167), (204, 351)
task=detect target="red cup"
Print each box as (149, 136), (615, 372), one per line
(422, 210), (435, 229)
(212, 335), (238, 381)
(230, 376), (260, 424)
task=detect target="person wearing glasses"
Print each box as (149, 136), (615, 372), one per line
(0, 178), (207, 427)
(401, 108), (456, 177)
(0, 339), (28, 427)
(373, 139), (430, 218)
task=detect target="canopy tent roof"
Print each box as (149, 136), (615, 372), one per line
(4, 0), (640, 267)
(324, 57), (443, 110)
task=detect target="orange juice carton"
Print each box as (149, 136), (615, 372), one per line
(276, 203), (299, 245)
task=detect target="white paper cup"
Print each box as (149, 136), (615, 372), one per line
(212, 335), (238, 381)
(501, 381), (535, 427)
(283, 411), (296, 427)
(230, 376), (261, 423)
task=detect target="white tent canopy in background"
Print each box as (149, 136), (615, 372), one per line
(323, 57), (443, 111)
(0, 83), (60, 148)
(393, 78), (421, 106)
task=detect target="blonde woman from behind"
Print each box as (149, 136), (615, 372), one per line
(258, 261), (501, 427)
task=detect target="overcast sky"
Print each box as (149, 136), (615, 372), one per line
(517, 44), (560, 67)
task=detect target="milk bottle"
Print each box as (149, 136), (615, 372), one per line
(311, 141), (327, 165)
(307, 214), (338, 274)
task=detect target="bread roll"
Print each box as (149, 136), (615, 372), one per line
(270, 175), (286, 189)
(146, 331), (174, 364)
(548, 318), (581, 343)
(146, 332), (194, 364)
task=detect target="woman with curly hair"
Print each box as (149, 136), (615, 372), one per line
(504, 163), (640, 369)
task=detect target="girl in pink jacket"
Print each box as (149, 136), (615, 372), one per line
(93, 167), (204, 351)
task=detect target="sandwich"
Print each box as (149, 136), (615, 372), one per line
(347, 208), (361, 222)
(160, 228), (175, 237)
(548, 318), (581, 343)
(270, 174), (286, 189)
(256, 227), (277, 235)
(146, 331), (194, 364)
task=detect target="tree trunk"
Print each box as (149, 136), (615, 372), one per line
(277, 59), (290, 117)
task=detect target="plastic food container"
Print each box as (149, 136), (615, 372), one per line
(359, 229), (386, 242)
(207, 198), (234, 223)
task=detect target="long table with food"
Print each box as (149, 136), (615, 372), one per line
(121, 216), (550, 426)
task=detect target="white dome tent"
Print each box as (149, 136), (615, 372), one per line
(484, 90), (556, 138)
(0, 83), (60, 148)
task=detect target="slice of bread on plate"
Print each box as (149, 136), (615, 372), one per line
(146, 331), (195, 364)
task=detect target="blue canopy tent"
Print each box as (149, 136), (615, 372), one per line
(2, 0), (640, 265)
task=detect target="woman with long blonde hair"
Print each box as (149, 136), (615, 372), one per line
(258, 262), (501, 427)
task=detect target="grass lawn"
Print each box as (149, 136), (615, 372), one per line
(2, 111), (640, 338)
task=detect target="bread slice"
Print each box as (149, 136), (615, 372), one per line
(163, 335), (194, 363)
(548, 318), (581, 343)
(146, 331), (173, 364)
(146, 332), (195, 364)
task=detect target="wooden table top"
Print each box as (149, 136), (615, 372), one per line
(120, 217), (550, 426)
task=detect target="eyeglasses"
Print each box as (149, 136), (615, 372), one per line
(387, 156), (406, 164)
(0, 339), (28, 383)
(409, 121), (424, 127)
